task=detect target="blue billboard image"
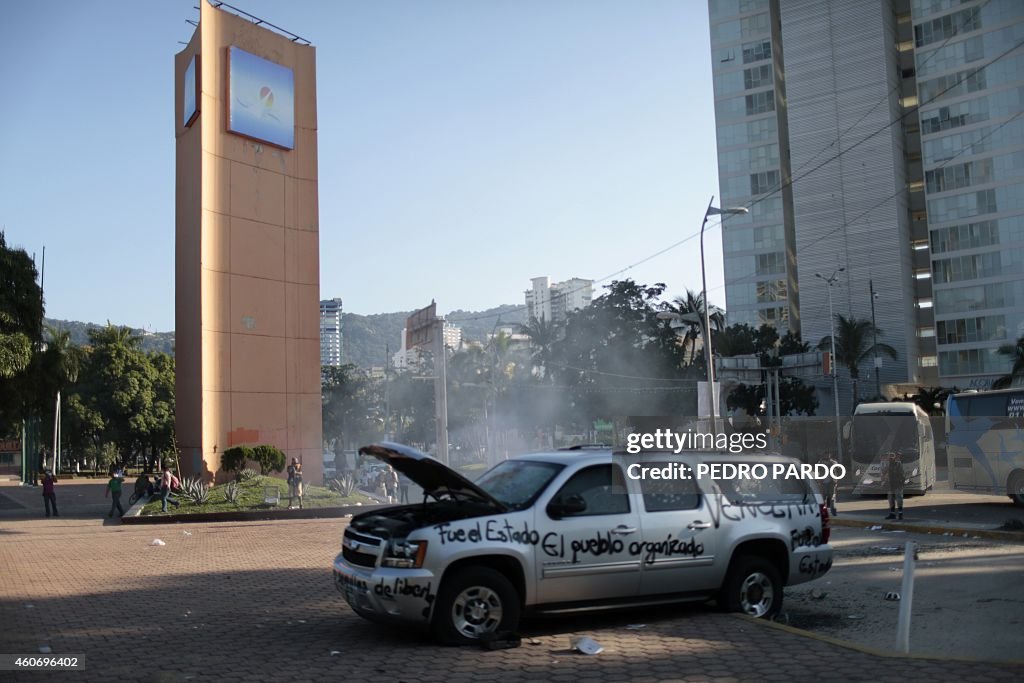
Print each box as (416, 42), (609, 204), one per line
(227, 46), (294, 149)
(183, 55), (198, 127)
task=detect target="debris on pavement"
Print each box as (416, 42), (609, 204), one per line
(570, 636), (604, 655)
(885, 592), (901, 601)
(150, 539), (166, 546)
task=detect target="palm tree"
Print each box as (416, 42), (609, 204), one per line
(43, 325), (86, 386)
(518, 315), (561, 381)
(994, 335), (1024, 388)
(818, 314), (897, 407)
(663, 290), (714, 366)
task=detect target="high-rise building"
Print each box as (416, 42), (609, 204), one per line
(525, 276), (594, 324)
(709, 0), (1023, 402)
(914, 0), (1024, 389)
(320, 298), (344, 367)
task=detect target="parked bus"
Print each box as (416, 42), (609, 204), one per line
(848, 402), (936, 495)
(945, 388), (1024, 506)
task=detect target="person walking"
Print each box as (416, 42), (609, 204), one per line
(818, 452), (839, 516)
(105, 470), (125, 518)
(287, 457), (304, 510)
(41, 469), (59, 518)
(385, 466), (399, 504)
(883, 451), (906, 520)
(398, 472), (410, 504)
(160, 464), (181, 513)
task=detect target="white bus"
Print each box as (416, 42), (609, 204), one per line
(848, 402), (936, 495)
(945, 388), (1024, 506)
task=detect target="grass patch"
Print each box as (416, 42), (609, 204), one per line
(139, 476), (371, 516)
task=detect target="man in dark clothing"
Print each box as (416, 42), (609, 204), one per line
(41, 470), (58, 518)
(884, 451), (906, 520)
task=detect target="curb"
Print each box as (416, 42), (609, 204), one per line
(732, 614), (1024, 666)
(830, 516), (1024, 542)
(120, 503), (385, 525)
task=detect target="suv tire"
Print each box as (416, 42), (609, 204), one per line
(720, 555), (783, 619)
(432, 566), (521, 645)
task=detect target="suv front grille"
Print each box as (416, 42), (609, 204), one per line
(342, 545), (378, 568)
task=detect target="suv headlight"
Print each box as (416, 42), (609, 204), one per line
(382, 540), (428, 568)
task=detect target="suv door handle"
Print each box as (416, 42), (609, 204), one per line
(610, 525), (638, 535)
(687, 521), (713, 530)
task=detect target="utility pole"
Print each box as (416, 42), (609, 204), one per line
(817, 269), (845, 464)
(870, 279), (881, 398)
(433, 318), (449, 466)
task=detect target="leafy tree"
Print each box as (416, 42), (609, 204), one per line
(552, 280), (694, 424)
(322, 364), (383, 451)
(993, 335), (1024, 388)
(252, 444), (286, 475)
(724, 327), (818, 417)
(221, 445), (254, 473)
(67, 324), (174, 464)
(0, 233), (44, 433)
(818, 314), (898, 408)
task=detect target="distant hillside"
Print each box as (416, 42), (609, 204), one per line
(43, 303), (528, 367)
(45, 318), (174, 355)
(342, 304), (528, 369)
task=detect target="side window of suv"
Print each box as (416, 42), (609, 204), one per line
(709, 462), (810, 504)
(639, 471), (701, 512)
(549, 464), (629, 517)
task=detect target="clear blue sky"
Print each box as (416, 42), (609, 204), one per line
(0, 0), (722, 332)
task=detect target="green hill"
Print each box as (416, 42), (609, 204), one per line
(43, 303), (528, 368)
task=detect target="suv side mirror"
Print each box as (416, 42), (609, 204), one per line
(548, 494), (587, 519)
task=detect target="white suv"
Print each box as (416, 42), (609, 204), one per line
(333, 442), (833, 644)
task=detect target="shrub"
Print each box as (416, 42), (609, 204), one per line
(223, 480), (241, 503)
(180, 476), (211, 505)
(238, 467), (259, 482)
(221, 445), (254, 474)
(252, 444), (286, 475)
(328, 473), (356, 497)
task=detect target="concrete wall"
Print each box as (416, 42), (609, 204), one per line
(175, 0), (322, 483)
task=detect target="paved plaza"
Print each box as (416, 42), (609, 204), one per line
(1, 482), (1022, 683)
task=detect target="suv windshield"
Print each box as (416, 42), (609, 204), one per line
(475, 460), (564, 510)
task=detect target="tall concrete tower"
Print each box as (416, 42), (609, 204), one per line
(175, 1), (322, 481)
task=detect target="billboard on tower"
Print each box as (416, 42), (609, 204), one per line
(226, 46), (295, 149)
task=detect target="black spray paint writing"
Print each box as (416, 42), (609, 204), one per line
(629, 535), (705, 565)
(798, 554), (833, 576)
(433, 519), (542, 546)
(706, 498), (820, 530)
(790, 526), (823, 551)
(374, 577), (436, 604)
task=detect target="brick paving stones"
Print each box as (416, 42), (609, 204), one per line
(0, 514), (1020, 683)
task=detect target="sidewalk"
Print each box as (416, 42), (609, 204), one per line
(829, 486), (1024, 541)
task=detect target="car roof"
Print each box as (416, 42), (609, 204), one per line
(509, 449), (798, 466)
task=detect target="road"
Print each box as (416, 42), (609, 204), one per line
(1, 475), (1022, 682)
(786, 525), (1024, 661)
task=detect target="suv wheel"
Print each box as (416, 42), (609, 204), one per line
(721, 555), (783, 618)
(432, 567), (521, 645)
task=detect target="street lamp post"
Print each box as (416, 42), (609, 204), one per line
(700, 197), (748, 435)
(870, 279), (881, 399)
(816, 269), (845, 463)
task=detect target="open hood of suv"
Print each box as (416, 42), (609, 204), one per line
(358, 442), (508, 512)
